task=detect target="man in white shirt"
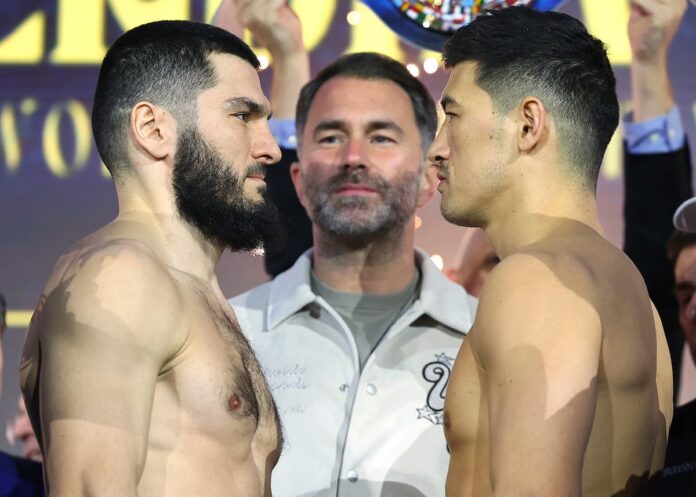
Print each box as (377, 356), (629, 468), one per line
(231, 52), (477, 497)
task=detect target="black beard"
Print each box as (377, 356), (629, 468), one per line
(172, 126), (284, 253)
(302, 167), (419, 242)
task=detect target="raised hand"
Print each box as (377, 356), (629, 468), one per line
(629, 0), (687, 63)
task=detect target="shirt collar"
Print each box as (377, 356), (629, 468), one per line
(267, 250), (317, 329)
(414, 248), (475, 334)
(266, 248), (476, 334)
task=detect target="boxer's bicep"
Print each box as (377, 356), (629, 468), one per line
(473, 255), (602, 497)
(36, 246), (181, 496)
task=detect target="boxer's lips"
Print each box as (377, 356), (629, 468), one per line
(246, 174), (266, 182)
(436, 171), (448, 193)
(335, 184), (378, 196)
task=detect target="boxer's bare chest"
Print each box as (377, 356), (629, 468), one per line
(443, 337), (491, 497)
(151, 277), (281, 459)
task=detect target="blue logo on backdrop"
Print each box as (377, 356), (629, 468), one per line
(363, 0), (567, 51)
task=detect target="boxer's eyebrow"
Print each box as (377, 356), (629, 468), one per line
(224, 97), (272, 119)
(441, 95), (459, 111)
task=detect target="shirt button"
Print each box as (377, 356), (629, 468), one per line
(650, 133), (660, 143)
(288, 134), (297, 145)
(339, 384), (349, 392)
(347, 470), (359, 482)
(308, 303), (321, 319)
(366, 383), (377, 395)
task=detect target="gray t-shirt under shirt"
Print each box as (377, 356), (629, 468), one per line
(310, 269), (420, 370)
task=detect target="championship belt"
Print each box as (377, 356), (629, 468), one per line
(362, 0), (567, 51)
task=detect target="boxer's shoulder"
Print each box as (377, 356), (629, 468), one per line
(32, 237), (186, 359)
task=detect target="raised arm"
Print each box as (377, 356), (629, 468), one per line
(624, 0), (690, 399)
(215, 0), (310, 120)
(628, 0), (686, 122)
(472, 255), (602, 497)
(23, 244), (183, 496)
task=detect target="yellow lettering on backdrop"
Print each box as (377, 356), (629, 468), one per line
(345, 1), (404, 62)
(0, 104), (21, 172)
(205, 0), (223, 23)
(108, 0), (189, 32)
(293, 0), (337, 52)
(43, 100), (92, 178)
(50, 0), (106, 63)
(580, 0), (631, 65)
(6, 310), (33, 329)
(0, 11), (45, 64)
(50, 0), (189, 64)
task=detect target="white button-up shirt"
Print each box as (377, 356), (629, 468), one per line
(231, 249), (477, 497)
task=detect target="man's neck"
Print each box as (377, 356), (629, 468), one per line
(114, 189), (223, 284)
(311, 225), (417, 294)
(485, 187), (604, 259)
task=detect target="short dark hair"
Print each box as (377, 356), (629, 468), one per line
(443, 7), (619, 191)
(668, 230), (696, 265)
(92, 20), (259, 174)
(295, 52), (437, 160)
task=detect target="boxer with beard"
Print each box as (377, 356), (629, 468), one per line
(20, 21), (283, 497)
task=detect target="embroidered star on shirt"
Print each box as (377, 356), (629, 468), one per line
(417, 405), (443, 425)
(435, 352), (454, 366)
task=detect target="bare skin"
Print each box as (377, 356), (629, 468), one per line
(628, 0), (686, 121)
(214, 0), (310, 120)
(291, 77), (437, 294)
(19, 52), (282, 497)
(445, 228), (497, 297)
(429, 62), (673, 497)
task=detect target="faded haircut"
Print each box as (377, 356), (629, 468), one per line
(92, 20), (259, 175)
(443, 7), (619, 192)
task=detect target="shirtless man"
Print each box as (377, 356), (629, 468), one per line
(428, 7), (673, 497)
(19, 21), (282, 497)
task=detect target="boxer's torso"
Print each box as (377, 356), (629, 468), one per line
(443, 226), (673, 497)
(21, 227), (280, 497)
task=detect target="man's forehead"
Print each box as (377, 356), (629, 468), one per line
(195, 73), (272, 125)
(207, 52), (266, 97)
(441, 62), (479, 102)
(306, 77), (416, 127)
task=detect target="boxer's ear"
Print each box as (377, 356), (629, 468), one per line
(517, 96), (546, 154)
(130, 102), (174, 161)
